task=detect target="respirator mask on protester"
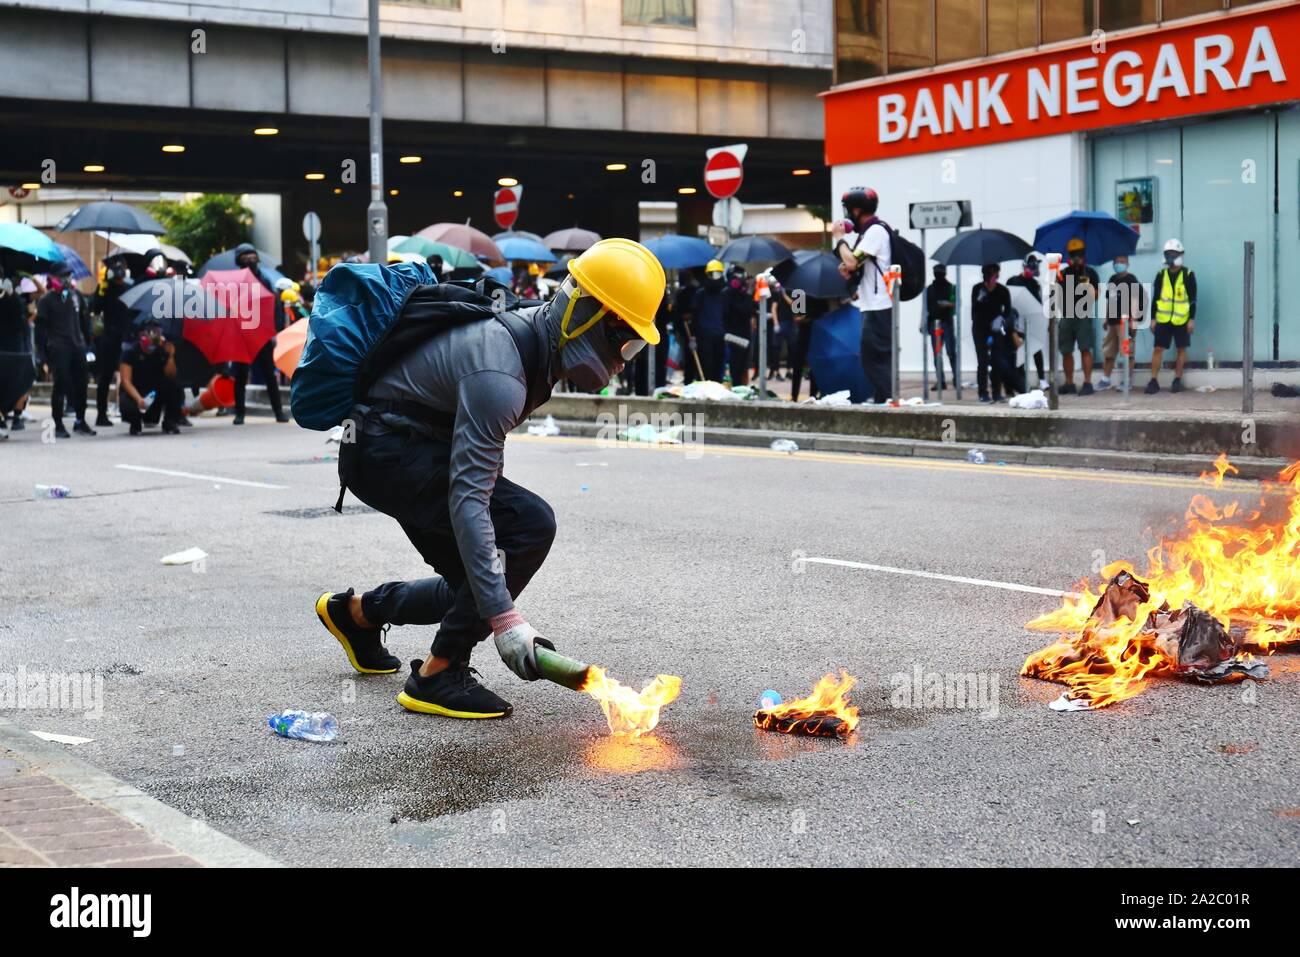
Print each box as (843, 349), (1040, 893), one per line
(551, 276), (644, 392)
(1164, 252), (1183, 268)
(139, 328), (163, 354)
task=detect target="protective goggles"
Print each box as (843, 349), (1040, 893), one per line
(557, 277), (647, 361)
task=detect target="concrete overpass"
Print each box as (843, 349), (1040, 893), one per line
(0, 0), (832, 264)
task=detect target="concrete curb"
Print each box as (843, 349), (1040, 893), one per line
(535, 393), (1300, 460)
(526, 417), (1292, 481)
(0, 719), (281, 868)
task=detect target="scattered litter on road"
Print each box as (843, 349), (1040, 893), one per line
(1009, 389), (1049, 409)
(526, 414), (561, 436)
(34, 484), (72, 499)
(30, 731), (94, 746)
(966, 449), (987, 464)
(580, 484), (589, 492)
(1196, 385), (1217, 393)
(1126, 819), (1141, 827)
(160, 546), (207, 566)
(758, 689), (783, 709)
(575, 462), (608, 467)
(770, 438), (799, 453)
(754, 671), (859, 738)
(268, 710), (339, 742)
(619, 423), (683, 444)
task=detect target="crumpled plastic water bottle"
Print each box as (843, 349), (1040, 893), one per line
(268, 710), (338, 742)
(966, 448), (987, 464)
(34, 485), (72, 499)
(770, 438), (799, 453)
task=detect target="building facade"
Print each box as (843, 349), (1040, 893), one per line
(824, 0), (1298, 376)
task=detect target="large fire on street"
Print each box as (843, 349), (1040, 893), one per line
(1022, 456), (1299, 709)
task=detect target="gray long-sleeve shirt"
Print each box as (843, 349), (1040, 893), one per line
(368, 304), (556, 619)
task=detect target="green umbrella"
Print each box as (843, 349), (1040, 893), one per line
(391, 235), (478, 269)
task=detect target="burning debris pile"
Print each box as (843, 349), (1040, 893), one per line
(1023, 457), (1299, 710)
(754, 671), (861, 738)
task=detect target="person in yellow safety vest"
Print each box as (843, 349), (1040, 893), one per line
(1145, 238), (1197, 395)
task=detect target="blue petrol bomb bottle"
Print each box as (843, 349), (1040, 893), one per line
(268, 710), (338, 742)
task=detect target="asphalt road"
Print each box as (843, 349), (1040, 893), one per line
(2, 407), (1296, 866)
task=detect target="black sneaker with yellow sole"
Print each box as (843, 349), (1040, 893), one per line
(315, 589), (400, 674)
(397, 660), (512, 719)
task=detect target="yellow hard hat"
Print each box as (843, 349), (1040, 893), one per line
(1066, 237), (1085, 253)
(706, 259), (724, 274)
(567, 238), (665, 345)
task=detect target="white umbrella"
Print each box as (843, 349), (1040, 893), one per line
(96, 231), (191, 264)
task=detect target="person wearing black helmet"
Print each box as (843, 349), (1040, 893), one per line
(832, 186), (892, 403)
(90, 254), (133, 427)
(229, 243), (289, 425)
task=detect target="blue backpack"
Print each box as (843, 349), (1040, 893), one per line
(291, 261), (547, 430)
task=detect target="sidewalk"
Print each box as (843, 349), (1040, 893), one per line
(0, 721), (278, 868)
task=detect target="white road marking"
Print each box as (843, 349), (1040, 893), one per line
(115, 464), (287, 490)
(805, 556), (1079, 599)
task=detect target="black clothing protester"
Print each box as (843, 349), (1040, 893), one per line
(859, 307), (893, 403)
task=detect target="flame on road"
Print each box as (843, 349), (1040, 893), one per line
(754, 671), (861, 737)
(580, 666), (681, 737)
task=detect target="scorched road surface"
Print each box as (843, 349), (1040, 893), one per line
(1, 414), (1296, 866)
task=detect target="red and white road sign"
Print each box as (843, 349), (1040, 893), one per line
(703, 144), (747, 199)
(7, 186), (32, 200)
(494, 185), (522, 229)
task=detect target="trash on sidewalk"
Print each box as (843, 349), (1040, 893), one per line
(325, 425), (344, 444)
(754, 671), (860, 738)
(526, 414), (561, 437)
(1009, 389), (1049, 410)
(801, 389), (851, 407)
(30, 731), (94, 746)
(1196, 385), (1217, 394)
(966, 449), (987, 464)
(1270, 382), (1299, 398)
(770, 438), (799, 453)
(34, 485), (72, 499)
(619, 423), (684, 444)
(268, 710), (339, 742)
(160, 547), (207, 566)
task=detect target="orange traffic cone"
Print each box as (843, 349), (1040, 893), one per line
(187, 375), (236, 416)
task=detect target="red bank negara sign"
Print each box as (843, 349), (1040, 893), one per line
(822, 4), (1299, 165)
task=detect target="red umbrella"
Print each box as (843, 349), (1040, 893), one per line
(185, 268), (276, 364)
(415, 221), (503, 260)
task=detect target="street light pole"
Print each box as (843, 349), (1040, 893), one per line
(365, 0), (388, 265)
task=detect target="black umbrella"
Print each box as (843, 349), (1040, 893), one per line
(772, 250), (853, 300)
(197, 247), (285, 280)
(119, 277), (221, 327)
(931, 228), (1032, 267)
(56, 201), (167, 236)
(717, 235), (792, 265)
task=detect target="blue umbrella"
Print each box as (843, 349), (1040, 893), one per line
(484, 266), (513, 284)
(1033, 211), (1138, 265)
(807, 303), (871, 403)
(496, 235), (556, 263)
(0, 222), (65, 266)
(54, 244), (92, 280)
(643, 235), (717, 270)
(197, 247), (287, 285)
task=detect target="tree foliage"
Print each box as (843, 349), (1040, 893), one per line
(147, 194), (253, 266)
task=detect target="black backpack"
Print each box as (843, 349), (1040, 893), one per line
(852, 219), (926, 303)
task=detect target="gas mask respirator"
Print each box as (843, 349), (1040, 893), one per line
(550, 276), (645, 393)
(1164, 252), (1183, 268)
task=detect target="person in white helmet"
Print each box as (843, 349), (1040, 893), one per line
(1146, 239), (1197, 394)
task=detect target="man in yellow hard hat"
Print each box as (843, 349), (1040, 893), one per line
(315, 238), (664, 719)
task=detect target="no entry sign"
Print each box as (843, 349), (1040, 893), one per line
(494, 185), (522, 229)
(703, 144), (747, 199)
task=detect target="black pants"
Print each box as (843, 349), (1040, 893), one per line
(769, 320), (795, 376)
(343, 413), (556, 662)
(232, 341), (282, 416)
(119, 372), (184, 427)
(972, 322), (993, 399)
(94, 336), (123, 418)
(859, 308), (893, 403)
(789, 321), (814, 402)
(991, 347), (1024, 398)
(48, 346), (88, 426)
(928, 318), (957, 387)
(696, 332), (725, 382)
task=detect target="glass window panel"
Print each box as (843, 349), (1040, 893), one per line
(622, 0), (696, 27)
(937, 0), (983, 63)
(987, 0), (1038, 55)
(1041, 0), (1094, 42)
(835, 0), (886, 83)
(1162, 0), (1225, 20)
(888, 0), (935, 72)
(1099, 0), (1157, 31)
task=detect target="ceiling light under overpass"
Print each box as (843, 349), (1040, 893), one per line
(20, 182), (40, 190)
(83, 165), (106, 173)
(161, 144), (185, 153)
(605, 163), (628, 171)
(253, 127), (279, 136)
(791, 168), (812, 176)
(305, 172), (326, 180)
(389, 188), (399, 196)
(453, 189), (464, 197)
(677, 187), (697, 195)
(399, 155), (422, 164)
(497, 177), (518, 187)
